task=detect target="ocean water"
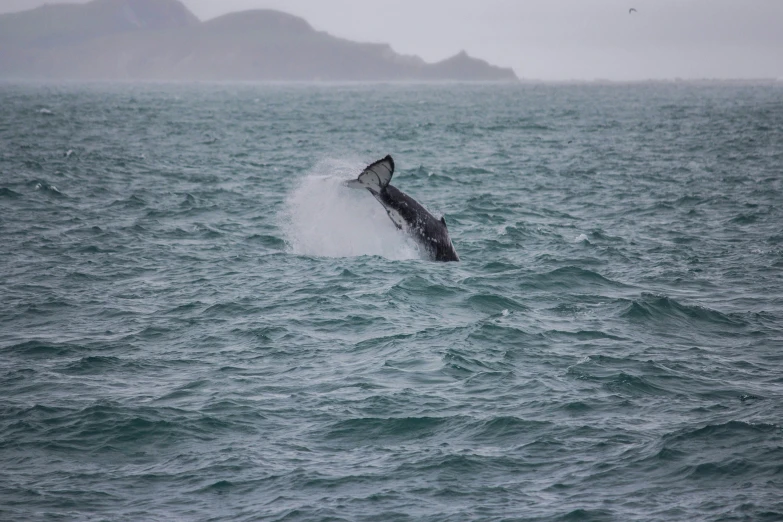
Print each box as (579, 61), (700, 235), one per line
(1, 82), (782, 521)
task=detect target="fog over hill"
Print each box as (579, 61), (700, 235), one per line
(0, 0), (518, 81)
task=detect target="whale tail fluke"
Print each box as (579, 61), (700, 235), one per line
(345, 155), (394, 194)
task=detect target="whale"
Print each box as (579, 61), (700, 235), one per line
(346, 155), (459, 262)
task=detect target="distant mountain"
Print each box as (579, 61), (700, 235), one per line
(0, 0), (198, 48)
(0, 0), (518, 82)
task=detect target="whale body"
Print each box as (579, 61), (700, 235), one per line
(346, 155), (459, 262)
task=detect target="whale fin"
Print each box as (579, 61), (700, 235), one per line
(345, 155), (394, 193)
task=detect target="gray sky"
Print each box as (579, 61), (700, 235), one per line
(4, 0), (783, 80)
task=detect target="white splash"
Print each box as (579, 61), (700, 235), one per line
(575, 233), (589, 243)
(281, 158), (420, 260)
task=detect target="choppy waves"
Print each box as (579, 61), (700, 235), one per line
(1, 83), (782, 521)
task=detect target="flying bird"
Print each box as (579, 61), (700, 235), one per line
(629, 8), (637, 14)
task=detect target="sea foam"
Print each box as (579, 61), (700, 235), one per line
(281, 158), (419, 260)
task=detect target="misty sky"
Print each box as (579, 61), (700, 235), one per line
(3, 0), (783, 80)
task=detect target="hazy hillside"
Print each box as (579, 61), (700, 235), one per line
(0, 0), (518, 81)
(0, 0), (198, 48)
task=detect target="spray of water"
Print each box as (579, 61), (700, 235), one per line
(281, 158), (420, 260)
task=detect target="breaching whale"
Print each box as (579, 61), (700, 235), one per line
(346, 155), (459, 262)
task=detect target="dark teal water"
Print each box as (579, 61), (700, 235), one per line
(1, 82), (782, 521)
